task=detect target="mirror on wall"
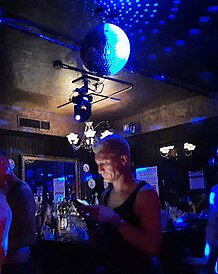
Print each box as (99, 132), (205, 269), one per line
(21, 155), (81, 202)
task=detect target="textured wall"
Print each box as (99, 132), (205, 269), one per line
(114, 95), (218, 136)
(1, 95), (218, 137)
(0, 104), (82, 137)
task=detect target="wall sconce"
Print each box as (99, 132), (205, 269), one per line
(184, 142), (196, 156)
(160, 143), (196, 159)
(160, 145), (177, 159)
(66, 121), (113, 152)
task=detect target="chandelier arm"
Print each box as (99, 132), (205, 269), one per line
(94, 120), (110, 130)
(71, 144), (82, 151)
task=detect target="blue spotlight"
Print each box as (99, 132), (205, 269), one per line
(74, 114), (81, 121)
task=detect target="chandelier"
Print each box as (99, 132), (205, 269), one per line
(66, 121), (113, 152)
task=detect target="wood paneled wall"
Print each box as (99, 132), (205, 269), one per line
(1, 116), (218, 207)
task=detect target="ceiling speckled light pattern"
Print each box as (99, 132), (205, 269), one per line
(83, 0), (218, 92)
(0, 0), (217, 121)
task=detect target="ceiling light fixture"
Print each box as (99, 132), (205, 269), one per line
(66, 121), (114, 152)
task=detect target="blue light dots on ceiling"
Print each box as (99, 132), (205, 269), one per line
(163, 47), (172, 53)
(84, 0), (181, 43)
(175, 39), (186, 46)
(148, 53), (157, 61)
(189, 28), (200, 35)
(199, 16), (210, 23)
(207, 6), (218, 12)
(153, 74), (166, 81)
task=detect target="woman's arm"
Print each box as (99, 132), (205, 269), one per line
(0, 190), (12, 266)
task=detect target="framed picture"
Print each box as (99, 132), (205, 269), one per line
(21, 154), (81, 201)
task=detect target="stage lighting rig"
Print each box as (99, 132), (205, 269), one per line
(55, 61), (133, 122)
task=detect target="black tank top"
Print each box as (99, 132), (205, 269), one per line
(97, 181), (151, 268)
(103, 181), (148, 227)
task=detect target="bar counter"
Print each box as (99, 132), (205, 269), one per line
(31, 223), (206, 274)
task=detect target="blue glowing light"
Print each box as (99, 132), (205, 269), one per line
(83, 175), (92, 182)
(191, 117), (206, 123)
(83, 96), (89, 101)
(75, 114), (81, 121)
(168, 14), (176, 19)
(159, 20), (166, 25)
(148, 53), (157, 60)
(189, 28), (200, 35)
(164, 47), (172, 53)
(208, 157), (215, 166)
(153, 74), (166, 81)
(152, 29), (159, 34)
(204, 241), (210, 258)
(208, 6), (218, 12)
(136, 167), (149, 173)
(174, 217), (184, 224)
(84, 0), (180, 44)
(210, 192), (215, 205)
(199, 16), (210, 23)
(171, 7), (178, 12)
(175, 39), (186, 46)
(140, 36), (146, 42)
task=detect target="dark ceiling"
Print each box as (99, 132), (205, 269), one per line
(0, 0), (217, 121)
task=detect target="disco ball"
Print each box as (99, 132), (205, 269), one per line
(80, 23), (130, 76)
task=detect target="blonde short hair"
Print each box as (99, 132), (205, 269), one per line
(93, 134), (130, 158)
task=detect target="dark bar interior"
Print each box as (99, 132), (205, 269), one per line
(0, 0), (218, 273)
